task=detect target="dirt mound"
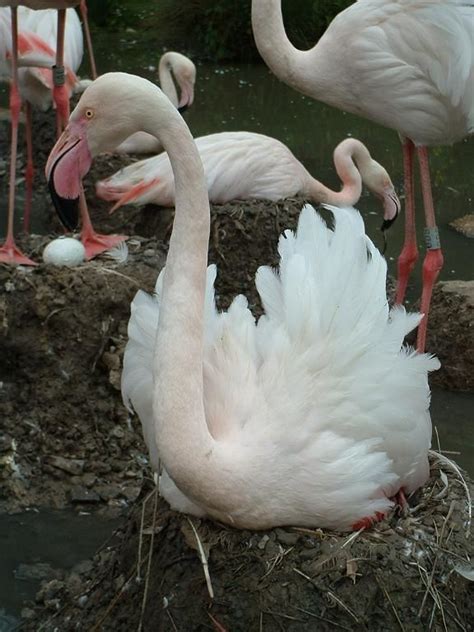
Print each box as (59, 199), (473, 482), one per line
(20, 455), (473, 631)
(1, 199), (473, 514)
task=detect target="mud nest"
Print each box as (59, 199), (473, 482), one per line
(21, 453), (472, 632)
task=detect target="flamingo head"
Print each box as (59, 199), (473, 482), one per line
(363, 162), (401, 232)
(162, 51), (196, 113)
(46, 72), (160, 230)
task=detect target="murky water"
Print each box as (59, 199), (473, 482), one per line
(0, 509), (119, 626)
(0, 27), (472, 627)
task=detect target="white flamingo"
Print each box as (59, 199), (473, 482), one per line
(251, 0), (474, 352)
(114, 51), (196, 155)
(0, 0), (99, 264)
(46, 73), (439, 531)
(96, 132), (400, 227)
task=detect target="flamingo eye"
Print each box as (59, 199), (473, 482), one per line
(85, 109), (94, 120)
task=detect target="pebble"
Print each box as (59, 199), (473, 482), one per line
(275, 528), (300, 546)
(70, 486), (101, 504)
(44, 455), (85, 476)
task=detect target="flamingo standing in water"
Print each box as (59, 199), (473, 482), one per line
(251, 0), (474, 352)
(46, 74), (439, 531)
(0, 1), (113, 265)
(114, 51), (196, 155)
(96, 133), (400, 227)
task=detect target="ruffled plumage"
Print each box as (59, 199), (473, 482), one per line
(123, 204), (439, 530)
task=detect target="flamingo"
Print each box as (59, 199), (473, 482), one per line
(1, 6), (83, 235)
(114, 51), (196, 155)
(251, 0), (474, 352)
(96, 133), (400, 228)
(0, 0), (102, 265)
(46, 73), (439, 531)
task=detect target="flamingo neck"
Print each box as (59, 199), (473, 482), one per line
(159, 57), (179, 107)
(138, 92), (216, 495)
(305, 139), (372, 206)
(251, 0), (326, 97)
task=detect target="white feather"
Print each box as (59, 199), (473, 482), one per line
(123, 204), (439, 530)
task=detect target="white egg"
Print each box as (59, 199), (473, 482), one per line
(43, 237), (86, 267)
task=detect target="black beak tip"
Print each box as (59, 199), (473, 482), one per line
(177, 103), (189, 115)
(47, 177), (79, 231)
(380, 217), (396, 233)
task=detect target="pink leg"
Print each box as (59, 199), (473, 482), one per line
(416, 146), (444, 353)
(23, 101), (34, 234)
(395, 138), (417, 305)
(0, 8), (36, 266)
(80, 0), (98, 79)
(79, 189), (127, 260)
(352, 511), (386, 531)
(53, 9), (69, 136)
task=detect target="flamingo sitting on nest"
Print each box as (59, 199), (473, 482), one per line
(251, 0), (474, 352)
(46, 73), (439, 531)
(96, 132), (400, 231)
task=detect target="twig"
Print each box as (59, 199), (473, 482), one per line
(166, 609), (179, 632)
(429, 450), (472, 538)
(418, 500), (455, 618)
(292, 606), (352, 631)
(376, 574), (405, 631)
(327, 591), (360, 624)
(137, 484), (159, 631)
(187, 518), (214, 599)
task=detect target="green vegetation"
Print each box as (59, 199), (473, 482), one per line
(88, 0), (353, 61)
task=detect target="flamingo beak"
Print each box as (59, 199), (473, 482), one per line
(177, 79), (195, 114)
(45, 120), (92, 230)
(380, 186), (401, 232)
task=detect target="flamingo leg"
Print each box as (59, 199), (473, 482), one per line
(395, 138), (417, 305)
(23, 101), (34, 234)
(79, 189), (127, 260)
(0, 8), (36, 266)
(79, 0), (97, 79)
(53, 9), (69, 136)
(416, 146), (443, 353)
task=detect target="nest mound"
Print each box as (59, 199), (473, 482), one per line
(21, 454), (472, 632)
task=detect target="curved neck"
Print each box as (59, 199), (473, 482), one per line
(159, 57), (178, 107)
(141, 91), (215, 489)
(251, 0), (318, 95)
(305, 139), (373, 206)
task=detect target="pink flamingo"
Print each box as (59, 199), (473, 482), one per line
(251, 0), (474, 352)
(96, 133), (400, 228)
(0, 1), (117, 265)
(45, 73), (439, 530)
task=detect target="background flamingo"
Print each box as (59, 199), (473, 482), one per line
(96, 133), (400, 227)
(114, 51), (196, 155)
(0, 0), (102, 265)
(46, 73), (439, 531)
(251, 0), (474, 352)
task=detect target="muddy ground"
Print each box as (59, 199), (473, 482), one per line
(1, 110), (473, 630)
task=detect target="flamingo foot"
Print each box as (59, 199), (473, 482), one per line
(352, 511), (385, 531)
(392, 488), (408, 515)
(81, 230), (128, 260)
(0, 239), (37, 266)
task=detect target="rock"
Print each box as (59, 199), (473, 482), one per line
(44, 456), (85, 476)
(15, 562), (58, 582)
(21, 608), (36, 620)
(95, 484), (121, 501)
(275, 528), (300, 546)
(86, 460), (112, 474)
(72, 560), (94, 576)
(36, 579), (64, 603)
(82, 473), (97, 488)
(450, 214), (474, 238)
(69, 486), (101, 504)
(0, 434), (14, 453)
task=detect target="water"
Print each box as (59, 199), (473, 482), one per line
(0, 509), (120, 627)
(0, 27), (472, 626)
